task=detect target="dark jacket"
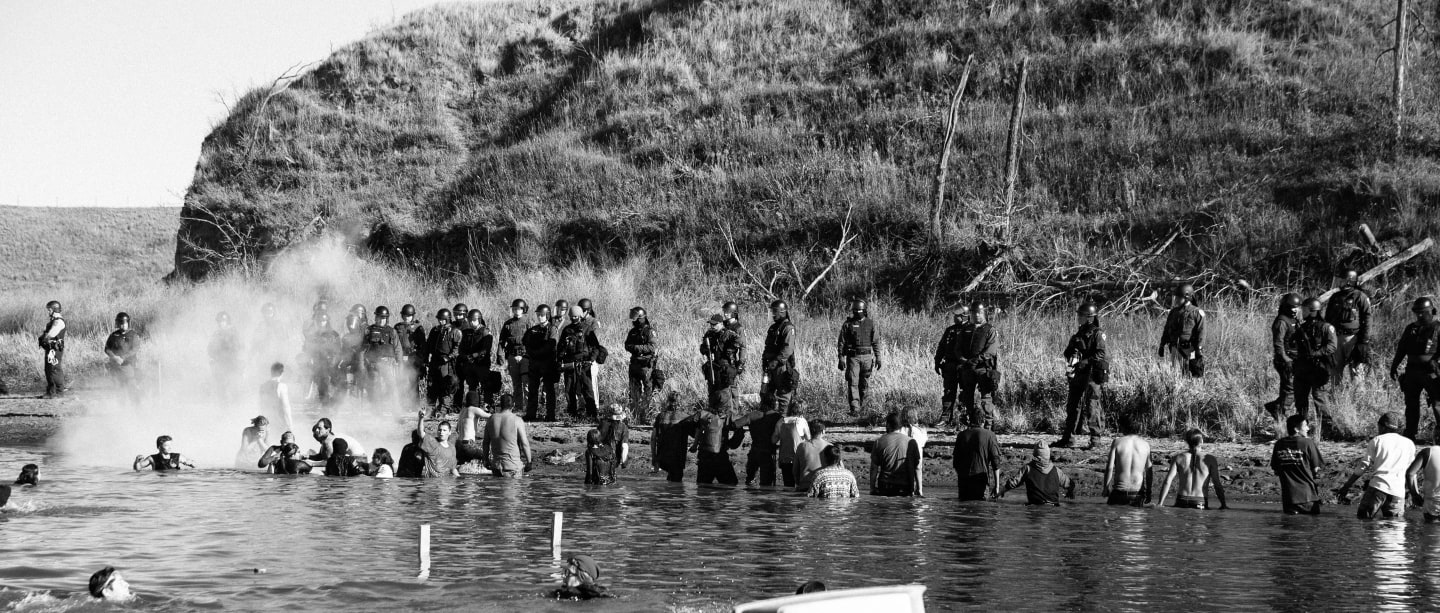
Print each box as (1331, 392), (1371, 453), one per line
(625, 321), (656, 364)
(837, 315), (880, 359)
(762, 317), (795, 370)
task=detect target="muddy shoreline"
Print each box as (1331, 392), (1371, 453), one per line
(1, 395), (1371, 503)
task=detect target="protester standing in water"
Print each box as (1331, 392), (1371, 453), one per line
(258, 363), (295, 433)
(414, 409), (459, 477)
(651, 393), (692, 482)
(1102, 430), (1152, 507)
(999, 442), (1074, 505)
(1271, 414), (1325, 515)
(236, 416), (270, 468)
(951, 407), (1000, 501)
(1335, 412), (1415, 520)
(1154, 430), (1228, 510)
(870, 412), (920, 497)
(133, 435), (195, 471)
(482, 394), (532, 478)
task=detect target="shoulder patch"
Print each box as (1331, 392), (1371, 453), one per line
(1099, 332), (1107, 342)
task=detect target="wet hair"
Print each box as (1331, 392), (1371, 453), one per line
(586, 429), (602, 447)
(1286, 414), (1307, 435)
(88, 566), (118, 598)
(885, 412), (902, 432)
(372, 448), (394, 467)
(280, 431), (295, 444)
(901, 407), (920, 428)
(251, 416), (269, 427)
(155, 435), (172, 449)
(498, 394), (514, 411)
(821, 445), (842, 467)
(1378, 412), (1401, 434)
(796, 580), (827, 594)
(1184, 429), (1204, 448)
(332, 438), (350, 456)
(436, 420), (453, 432)
(270, 363), (284, 376)
(315, 418), (333, 431)
(810, 420), (826, 436)
(278, 443), (303, 474)
(787, 399), (805, 417)
(410, 430), (423, 446)
(16, 464), (38, 486)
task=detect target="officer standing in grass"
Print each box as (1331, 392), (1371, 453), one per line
(524, 304), (560, 421)
(761, 300), (797, 414)
(498, 299), (530, 413)
(701, 313), (743, 414)
(722, 301), (744, 408)
(1159, 283), (1205, 377)
(360, 306), (400, 402)
(934, 307), (968, 423)
(837, 299), (881, 414)
(560, 306), (603, 419)
(1325, 270), (1372, 385)
(208, 312), (242, 402)
(1264, 293), (1303, 425)
(1294, 298), (1337, 440)
(305, 312), (341, 404)
(553, 300), (572, 402)
(39, 300), (67, 398)
(394, 304), (426, 401)
(624, 307), (657, 420)
(1057, 303), (1107, 449)
(104, 312), (142, 400)
(456, 309), (494, 409)
(425, 308), (462, 415)
(579, 298), (601, 408)
(1391, 297), (1440, 440)
(953, 302), (998, 428)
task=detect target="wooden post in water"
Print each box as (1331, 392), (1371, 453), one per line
(419, 524), (431, 576)
(551, 512), (563, 560)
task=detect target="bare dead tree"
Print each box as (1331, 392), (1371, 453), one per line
(1393, 0), (1407, 154)
(999, 57), (1029, 244)
(929, 54), (975, 244)
(800, 202), (859, 302)
(720, 202), (860, 303)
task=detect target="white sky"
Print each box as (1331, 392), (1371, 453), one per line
(0, 0), (491, 207)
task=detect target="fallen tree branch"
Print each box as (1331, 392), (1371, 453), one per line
(800, 202), (859, 301)
(1320, 236), (1432, 302)
(718, 223), (779, 302)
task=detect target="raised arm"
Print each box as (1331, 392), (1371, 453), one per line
(258, 445), (282, 469)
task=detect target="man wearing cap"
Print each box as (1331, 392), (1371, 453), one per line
(700, 313), (743, 415)
(837, 299), (881, 414)
(1391, 297), (1440, 439)
(1335, 412), (1416, 519)
(104, 312), (142, 400)
(39, 300), (67, 398)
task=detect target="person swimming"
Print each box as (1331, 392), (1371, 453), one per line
(87, 566), (133, 601)
(553, 553), (612, 600)
(133, 435), (195, 471)
(15, 463), (38, 486)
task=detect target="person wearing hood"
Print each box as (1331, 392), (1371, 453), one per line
(553, 553), (612, 600)
(999, 442), (1075, 506)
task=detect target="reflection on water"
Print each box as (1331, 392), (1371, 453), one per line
(4, 446), (1440, 611)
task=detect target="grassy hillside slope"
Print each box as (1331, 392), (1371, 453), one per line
(174, 0), (1440, 306)
(0, 206), (177, 292)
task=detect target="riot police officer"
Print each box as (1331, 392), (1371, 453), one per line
(524, 304), (560, 420)
(340, 313), (365, 397)
(953, 302), (998, 428)
(1294, 298), (1336, 439)
(104, 312), (141, 399)
(1391, 297), (1440, 440)
(498, 299), (531, 412)
(39, 300), (66, 398)
(393, 304), (427, 400)
(359, 306), (400, 402)
(1325, 270), (1373, 386)
(1159, 283), (1205, 377)
(1057, 304), (1107, 449)
(1264, 293), (1302, 423)
(559, 306), (602, 418)
(456, 308), (494, 408)
(624, 306), (657, 420)
(701, 313), (743, 414)
(208, 311), (242, 402)
(934, 307), (967, 421)
(304, 312), (341, 404)
(578, 298), (600, 407)
(425, 308), (463, 415)
(836, 299), (881, 414)
(761, 300), (797, 415)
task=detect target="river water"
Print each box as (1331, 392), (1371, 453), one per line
(2, 444), (1439, 612)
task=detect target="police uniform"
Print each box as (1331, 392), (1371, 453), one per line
(953, 322), (998, 427)
(624, 319), (657, 419)
(559, 319), (601, 418)
(1293, 317), (1336, 426)
(498, 315), (530, 413)
(425, 322), (462, 413)
(1160, 303), (1205, 376)
(934, 321), (965, 419)
(359, 323), (400, 401)
(1392, 319), (1440, 439)
(305, 325), (342, 404)
(761, 316), (797, 414)
(1268, 312), (1300, 416)
(523, 318), (559, 420)
(837, 315), (880, 413)
(1062, 321), (1107, 440)
(455, 322), (494, 408)
(104, 327), (141, 396)
(701, 326), (743, 415)
(394, 319), (427, 400)
(39, 315), (67, 396)
(1324, 286), (1372, 384)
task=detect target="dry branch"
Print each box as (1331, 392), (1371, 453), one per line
(800, 202), (859, 301)
(999, 57), (1029, 244)
(928, 54), (974, 243)
(1319, 237), (1432, 302)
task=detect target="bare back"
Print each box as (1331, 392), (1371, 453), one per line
(483, 411), (527, 471)
(1107, 435), (1151, 492)
(1170, 449), (1213, 498)
(457, 405), (490, 442)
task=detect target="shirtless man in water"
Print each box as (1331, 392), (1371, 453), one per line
(481, 393), (531, 478)
(455, 390), (492, 466)
(1155, 429), (1228, 509)
(1102, 433), (1152, 507)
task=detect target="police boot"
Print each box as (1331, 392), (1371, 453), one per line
(1052, 436), (1076, 449)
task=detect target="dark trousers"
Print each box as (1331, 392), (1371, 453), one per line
(697, 450), (738, 485)
(405, 355), (426, 400)
(760, 365), (794, 414)
(427, 363), (455, 411)
(957, 473), (989, 501)
(44, 350), (66, 395)
(959, 368), (993, 426)
(779, 461), (796, 487)
(566, 362), (597, 418)
(746, 449), (777, 486)
(1293, 367), (1329, 424)
(1270, 357), (1293, 414)
(360, 357), (395, 401)
(1063, 375), (1102, 436)
(456, 359), (491, 408)
(506, 356), (528, 415)
(706, 362), (737, 414)
(628, 362), (653, 420)
(1401, 370), (1440, 440)
(526, 361), (559, 420)
(845, 354), (875, 413)
(940, 364), (959, 415)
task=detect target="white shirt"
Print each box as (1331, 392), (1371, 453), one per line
(1360, 432), (1416, 497)
(1422, 446), (1440, 516)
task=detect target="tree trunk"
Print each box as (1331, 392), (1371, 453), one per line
(928, 55), (974, 244)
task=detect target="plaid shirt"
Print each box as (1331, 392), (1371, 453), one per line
(808, 466), (860, 499)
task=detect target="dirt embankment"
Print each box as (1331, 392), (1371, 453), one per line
(3, 396), (1369, 502)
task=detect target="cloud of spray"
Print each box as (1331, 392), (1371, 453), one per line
(54, 238), (444, 469)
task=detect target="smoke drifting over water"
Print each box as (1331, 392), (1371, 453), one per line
(54, 239), (441, 468)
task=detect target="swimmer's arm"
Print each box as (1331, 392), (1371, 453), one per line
(133, 455), (153, 471)
(1205, 455), (1227, 509)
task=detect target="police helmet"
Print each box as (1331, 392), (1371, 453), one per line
(629, 306), (647, 320)
(578, 298), (594, 314)
(344, 313), (361, 329)
(436, 308), (452, 320)
(511, 299), (529, 313)
(467, 309), (482, 321)
(1174, 283), (1194, 299)
(452, 304), (468, 318)
(45, 300), (62, 313)
(535, 304), (552, 317)
(722, 301), (739, 314)
(952, 306), (967, 319)
(770, 300), (788, 313)
(968, 301), (986, 313)
(1301, 297), (1323, 315)
(1077, 303), (1098, 317)
(400, 304), (416, 317)
(115, 312), (130, 325)
(850, 299), (867, 314)
(1413, 297), (1436, 314)
(569, 306), (586, 319)
(1279, 293), (1302, 309)
(349, 303), (366, 316)
(374, 306), (390, 319)
(555, 299), (569, 310)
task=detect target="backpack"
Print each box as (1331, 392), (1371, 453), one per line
(1326, 289), (1360, 326)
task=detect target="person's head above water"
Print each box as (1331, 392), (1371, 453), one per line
(820, 445), (842, 468)
(586, 429), (602, 448)
(562, 554), (601, 588)
(155, 435), (173, 454)
(332, 438), (351, 458)
(279, 431), (295, 446)
(88, 566), (132, 600)
(270, 362), (285, 378)
(16, 464), (39, 486)
(1184, 429), (1204, 449)
(884, 412), (902, 433)
(795, 580), (827, 594)
(312, 418), (333, 440)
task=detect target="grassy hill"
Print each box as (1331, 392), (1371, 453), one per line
(0, 206), (177, 292)
(174, 0), (1440, 306)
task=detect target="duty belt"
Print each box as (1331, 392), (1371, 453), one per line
(845, 347), (874, 356)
